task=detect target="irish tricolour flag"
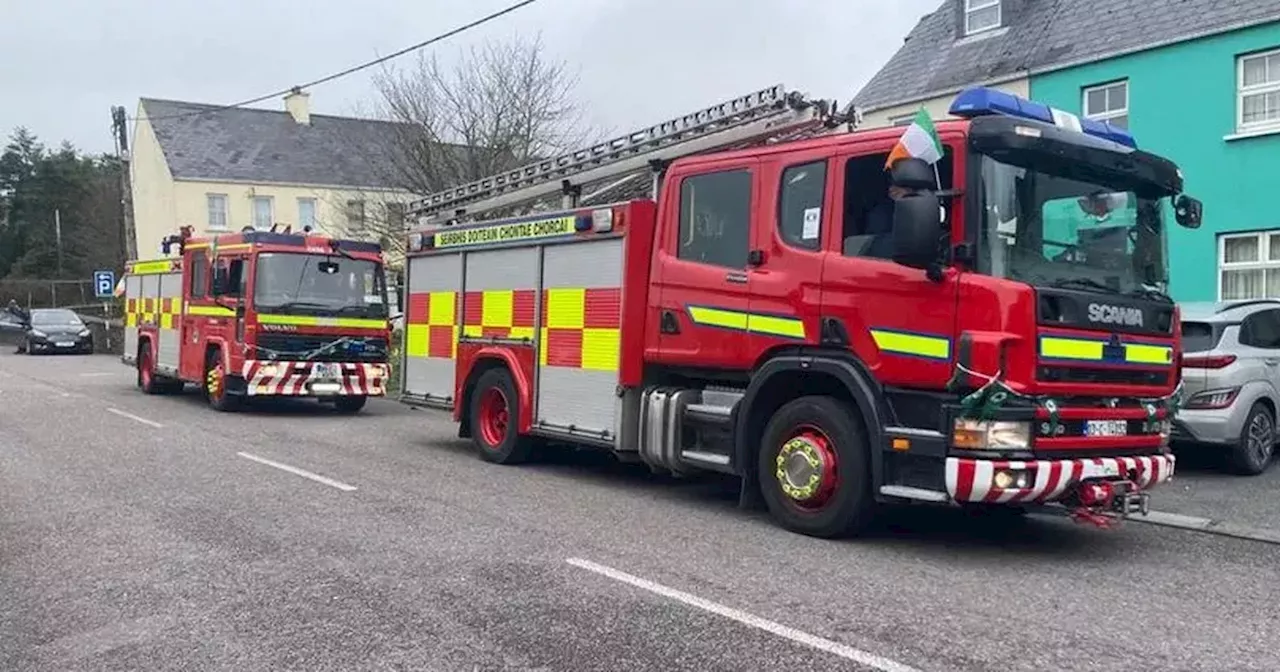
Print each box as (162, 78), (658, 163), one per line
(884, 108), (943, 170)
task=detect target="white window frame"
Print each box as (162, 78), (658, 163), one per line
(206, 193), (228, 231)
(297, 197), (317, 231)
(1237, 48), (1280, 133)
(251, 196), (274, 230)
(1217, 231), (1280, 300)
(1082, 80), (1128, 127)
(964, 0), (1001, 36)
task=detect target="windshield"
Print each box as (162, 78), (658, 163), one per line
(1181, 321), (1221, 353)
(254, 253), (389, 319)
(30, 309), (82, 326)
(975, 153), (1169, 296)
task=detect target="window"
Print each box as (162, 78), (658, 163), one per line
(1218, 231), (1280, 300)
(384, 202), (406, 231)
(1240, 309), (1280, 349)
(251, 196), (273, 230)
(1083, 80), (1128, 128)
(346, 200), (367, 236)
(778, 161), (827, 250)
(677, 170), (751, 268)
(888, 114), (916, 127)
(297, 198), (317, 231)
(206, 194), (228, 230)
(964, 0), (1001, 35)
(190, 251), (208, 297)
(1238, 48), (1280, 131)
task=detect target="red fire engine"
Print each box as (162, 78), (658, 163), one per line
(397, 85), (1202, 538)
(122, 226), (392, 413)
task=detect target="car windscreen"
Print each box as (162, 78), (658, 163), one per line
(1181, 321), (1221, 353)
(30, 309), (82, 326)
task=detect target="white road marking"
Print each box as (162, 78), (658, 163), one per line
(236, 452), (357, 492)
(79, 372), (115, 377)
(566, 558), (923, 672)
(106, 407), (164, 428)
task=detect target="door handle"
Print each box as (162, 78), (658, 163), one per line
(725, 271), (748, 285)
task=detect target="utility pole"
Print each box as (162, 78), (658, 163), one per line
(54, 208), (63, 276)
(111, 106), (136, 262)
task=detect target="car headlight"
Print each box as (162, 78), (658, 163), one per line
(952, 419), (1032, 450)
(78, 329), (91, 337)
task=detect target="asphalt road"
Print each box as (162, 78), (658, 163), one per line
(1156, 444), (1280, 530)
(3, 354), (1280, 672)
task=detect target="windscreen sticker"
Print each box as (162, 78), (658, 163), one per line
(802, 207), (821, 240)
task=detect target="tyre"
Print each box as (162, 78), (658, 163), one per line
(204, 351), (241, 412)
(1230, 402), (1274, 476)
(334, 395), (368, 413)
(468, 368), (534, 465)
(137, 344), (161, 394)
(757, 395), (875, 538)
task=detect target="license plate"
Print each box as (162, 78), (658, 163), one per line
(1085, 419), (1128, 437)
(54, 341), (74, 347)
(312, 363), (340, 379)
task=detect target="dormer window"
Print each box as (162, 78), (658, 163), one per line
(964, 0), (1001, 36)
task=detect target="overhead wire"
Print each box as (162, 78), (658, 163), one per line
(132, 0), (542, 122)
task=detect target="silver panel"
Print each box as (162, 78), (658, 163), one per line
(123, 274), (141, 357)
(156, 272), (182, 370)
(463, 247), (539, 291)
(536, 238), (625, 440)
(403, 254), (463, 401)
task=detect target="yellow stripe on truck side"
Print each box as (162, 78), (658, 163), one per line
(257, 314), (387, 330)
(1038, 336), (1172, 365)
(186, 305), (237, 317)
(869, 328), (952, 361)
(685, 305), (806, 340)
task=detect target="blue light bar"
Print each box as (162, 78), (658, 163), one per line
(948, 86), (1137, 149)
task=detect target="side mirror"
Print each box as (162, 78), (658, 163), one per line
(892, 191), (944, 269)
(890, 157), (938, 191)
(1174, 195), (1202, 229)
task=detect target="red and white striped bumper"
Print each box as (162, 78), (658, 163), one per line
(242, 360), (388, 397)
(945, 454), (1175, 504)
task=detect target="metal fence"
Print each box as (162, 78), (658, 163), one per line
(0, 278), (123, 316)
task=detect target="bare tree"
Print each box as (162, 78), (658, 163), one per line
(365, 34), (596, 199)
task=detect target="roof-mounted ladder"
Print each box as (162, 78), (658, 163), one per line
(408, 83), (854, 226)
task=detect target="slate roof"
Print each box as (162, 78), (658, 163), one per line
(854, 0), (1280, 111)
(139, 98), (418, 189)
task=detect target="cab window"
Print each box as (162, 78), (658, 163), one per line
(677, 169), (751, 268)
(778, 161), (827, 251)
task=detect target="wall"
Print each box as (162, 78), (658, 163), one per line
(1030, 22), (1280, 302)
(129, 111), (177, 260)
(859, 78), (1029, 129)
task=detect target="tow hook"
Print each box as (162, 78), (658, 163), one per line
(1067, 478), (1149, 530)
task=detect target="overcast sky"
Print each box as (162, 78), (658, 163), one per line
(0, 0), (939, 155)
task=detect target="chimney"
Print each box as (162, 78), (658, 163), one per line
(284, 87), (311, 125)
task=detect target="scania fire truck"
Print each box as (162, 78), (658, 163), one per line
(123, 226), (392, 413)
(397, 85), (1201, 538)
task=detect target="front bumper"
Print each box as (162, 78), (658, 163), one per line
(944, 454), (1175, 504)
(1172, 407), (1246, 446)
(242, 360), (388, 397)
(29, 333), (93, 352)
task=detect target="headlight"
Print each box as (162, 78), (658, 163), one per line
(78, 329), (91, 337)
(953, 419), (1032, 450)
(258, 363), (282, 377)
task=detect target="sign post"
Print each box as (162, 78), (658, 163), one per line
(93, 270), (116, 353)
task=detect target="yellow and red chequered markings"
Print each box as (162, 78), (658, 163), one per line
(124, 297), (183, 330)
(463, 290), (537, 340)
(541, 287), (621, 372)
(405, 291), (460, 359)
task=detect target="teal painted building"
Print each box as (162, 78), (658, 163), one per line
(1031, 21), (1280, 302)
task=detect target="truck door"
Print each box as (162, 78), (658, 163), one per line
(745, 151), (833, 358)
(651, 160), (759, 370)
(820, 143), (962, 390)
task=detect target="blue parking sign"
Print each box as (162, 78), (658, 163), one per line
(94, 270), (116, 298)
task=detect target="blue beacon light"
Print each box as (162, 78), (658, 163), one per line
(948, 86), (1137, 149)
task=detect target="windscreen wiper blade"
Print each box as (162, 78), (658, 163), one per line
(265, 301), (340, 314)
(1129, 287), (1174, 303)
(1052, 278), (1121, 294)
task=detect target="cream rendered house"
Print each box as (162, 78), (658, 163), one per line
(852, 0), (1030, 128)
(129, 90), (416, 263)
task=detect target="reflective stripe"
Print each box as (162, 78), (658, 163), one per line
(186, 305), (237, 317)
(870, 328), (951, 360)
(257, 314), (387, 330)
(541, 287), (621, 371)
(685, 305), (806, 340)
(406, 291), (458, 359)
(184, 243), (252, 252)
(1039, 336), (1172, 365)
(129, 259), (179, 275)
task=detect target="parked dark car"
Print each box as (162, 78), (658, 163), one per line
(11, 308), (95, 354)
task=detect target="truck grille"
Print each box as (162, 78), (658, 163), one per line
(253, 333), (388, 362)
(1037, 365), (1169, 386)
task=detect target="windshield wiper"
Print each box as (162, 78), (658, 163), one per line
(264, 301), (340, 315)
(1052, 278), (1121, 294)
(1129, 287), (1174, 304)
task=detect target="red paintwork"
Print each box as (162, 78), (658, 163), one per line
(618, 201), (658, 388)
(453, 343), (537, 433)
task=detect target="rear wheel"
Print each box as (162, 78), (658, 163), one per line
(1230, 402), (1274, 475)
(204, 351), (241, 412)
(137, 344), (160, 394)
(334, 395), (368, 413)
(468, 368), (534, 465)
(757, 396), (875, 538)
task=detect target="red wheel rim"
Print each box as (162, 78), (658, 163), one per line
(478, 387), (510, 448)
(774, 425), (840, 511)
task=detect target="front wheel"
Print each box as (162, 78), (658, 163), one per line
(757, 396), (875, 538)
(468, 368), (534, 465)
(204, 352), (241, 412)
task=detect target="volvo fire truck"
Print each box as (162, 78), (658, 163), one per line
(122, 226), (392, 413)
(397, 84), (1201, 538)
